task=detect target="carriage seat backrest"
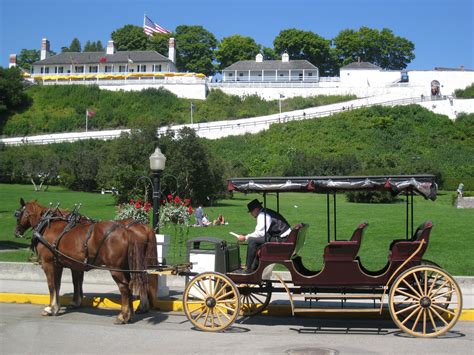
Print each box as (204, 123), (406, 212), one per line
(389, 221), (433, 262)
(323, 222), (368, 262)
(258, 223), (308, 262)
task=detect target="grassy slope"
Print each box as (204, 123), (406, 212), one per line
(1, 184), (472, 275)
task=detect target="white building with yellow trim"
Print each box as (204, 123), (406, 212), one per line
(23, 38), (207, 99)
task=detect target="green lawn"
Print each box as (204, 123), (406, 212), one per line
(1, 184), (473, 275)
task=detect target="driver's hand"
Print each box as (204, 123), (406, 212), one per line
(238, 235), (246, 242)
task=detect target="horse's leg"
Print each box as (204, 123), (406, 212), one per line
(147, 273), (158, 309)
(110, 271), (133, 324)
(70, 270), (84, 308)
(41, 261), (63, 316)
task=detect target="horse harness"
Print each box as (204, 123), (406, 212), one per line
(32, 210), (126, 269)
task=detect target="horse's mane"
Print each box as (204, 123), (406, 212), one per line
(26, 200), (70, 218)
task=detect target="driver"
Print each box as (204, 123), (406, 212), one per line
(237, 199), (291, 273)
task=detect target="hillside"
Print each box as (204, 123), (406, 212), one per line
(1, 85), (354, 136)
(205, 105), (474, 190)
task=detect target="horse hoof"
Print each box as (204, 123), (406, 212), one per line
(42, 306), (52, 316)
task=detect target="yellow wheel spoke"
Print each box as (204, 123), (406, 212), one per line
(395, 300), (419, 305)
(214, 283), (226, 299)
(396, 289), (420, 300)
(214, 307), (223, 326)
(430, 280), (449, 298)
(402, 279), (422, 298)
(432, 300), (458, 305)
(431, 304), (456, 317)
(432, 289), (455, 301)
(430, 306), (449, 326)
(401, 306), (421, 325)
(427, 308), (438, 333)
(424, 270), (428, 295)
(216, 302), (237, 313)
(210, 309), (215, 328)
(423, 308), (427, 334)
(411, 308), (424, 331)
(395, 303), (419, 315)
(193, 282), (210, 299)
(192, 306), (207, 321)
(428, 273), (440, 296)
(413, 272), (424, 296)
(214, 305), (232, 320)
(203, 308), (210, 327)
(189, 303), (206, 315)
(216, 290), (236, 301)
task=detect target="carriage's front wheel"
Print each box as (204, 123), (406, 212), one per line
(183, 272), (240, 332)
(389, 265), (462, 338)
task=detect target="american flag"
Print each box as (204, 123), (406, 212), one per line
(143, 15), (170, 36)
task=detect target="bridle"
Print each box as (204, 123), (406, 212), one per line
(14, 206), (30, 238)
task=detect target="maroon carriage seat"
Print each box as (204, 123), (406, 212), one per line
(323, 222), (368, 262)
(388, 220), (433, 262)
(258, 223), (309, 262)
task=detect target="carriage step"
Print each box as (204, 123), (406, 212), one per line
(300, 294), (383, 301)
(293, 307), (381, 313)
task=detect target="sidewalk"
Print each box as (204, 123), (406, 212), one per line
(0, 262), (472, 319)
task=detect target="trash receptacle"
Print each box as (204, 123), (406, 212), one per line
(186, 237), (240, 274)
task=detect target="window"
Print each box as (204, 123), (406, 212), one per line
(142, 65), (146, 72)
(45, 67), (49, 74)
(155, 64), (162, 72)
(75, 66), (84, 73)
(89, 66), (98, 73)
(58, 67), (63, 73)
(119, 65), (126, 72)
(308, 73), (313, 76)
(105, 66), (112, 73)
(239, 73), (243, 76)
(228, 73), (233, 77)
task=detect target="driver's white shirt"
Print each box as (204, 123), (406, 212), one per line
(245, 211), (291, 240)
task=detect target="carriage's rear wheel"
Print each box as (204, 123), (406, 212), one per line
(389, 265), (462, 338)
(183, 272), (240, 332)
(239, 281), (272, 316)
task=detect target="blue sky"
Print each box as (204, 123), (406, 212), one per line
(1, 0), (472, 70)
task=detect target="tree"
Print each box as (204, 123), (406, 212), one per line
(16, 49), (40, 71)
(147, 32), (173, 56)
(61, 38), (82, 53)
(261, 46), (277, 60)
(0, 67), (30, 114)
(333, 27), (415, 70)
(215, 35), (260, 70)
(273, 29), (336, 75)
(175, 25), (217, 75)
(83, 40), (105, 52)
(111, 25), (148, 51)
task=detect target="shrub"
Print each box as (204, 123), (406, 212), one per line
(345, 191), (398, 203)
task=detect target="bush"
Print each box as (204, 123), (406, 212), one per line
(345, 191), (398, 203)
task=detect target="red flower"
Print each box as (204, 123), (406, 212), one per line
(188, 206), (193, 214)
(167, 194), (173, 201)
(129, 198), (134, 205)
(135, 202), (141, 209)
(184, 198), (191, 206)
(174, 196), (182, 204)
(144, 202), (152, 212)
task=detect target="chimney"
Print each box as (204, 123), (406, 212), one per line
(40, 38), (50, 60)
(168, 37), (176, 63)
(255, 53), (263, 63)
(282, 52), (289, 63)
(106, 40), (115, 55)
(9, 54), (17, 68)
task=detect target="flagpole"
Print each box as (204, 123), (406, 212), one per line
(86, 110), (88, 132)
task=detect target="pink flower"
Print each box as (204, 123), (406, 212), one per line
(188, 206), (193, 214)
(167, 194), (173, 201)
(174, 196), (182, 204)
(135, 202), (141, 209)
(184, 199), (191, 206)
(144, 202), (152, 212)
(129, 198), (134, 205)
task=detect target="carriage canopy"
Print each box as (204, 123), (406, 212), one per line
(227, 175), (437, 200)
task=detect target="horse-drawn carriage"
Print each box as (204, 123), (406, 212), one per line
(14, 174), (462, 338)
(181, 175), (463, 337)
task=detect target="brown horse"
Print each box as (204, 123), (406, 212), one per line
(14, 198), (157, 324)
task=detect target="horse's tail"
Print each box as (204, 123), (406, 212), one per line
(128, 232), (148, 297)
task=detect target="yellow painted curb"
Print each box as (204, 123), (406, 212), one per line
(1, 293), (473, 321)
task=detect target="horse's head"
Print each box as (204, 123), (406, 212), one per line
(14, 198), (43, 238)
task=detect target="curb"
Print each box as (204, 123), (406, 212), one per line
(1, 293), (473, 321)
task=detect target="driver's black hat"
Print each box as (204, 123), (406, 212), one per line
(247, 199), (262, 212)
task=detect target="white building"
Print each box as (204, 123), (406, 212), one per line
(20, 38), (207, 99)
(222, 53), (319, 83)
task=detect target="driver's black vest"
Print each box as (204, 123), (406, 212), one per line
(261, 208), (290, 239)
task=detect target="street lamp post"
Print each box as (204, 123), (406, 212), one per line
(149, 147), (167, 232)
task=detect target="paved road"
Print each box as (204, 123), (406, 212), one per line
(1, 303), (472, 355)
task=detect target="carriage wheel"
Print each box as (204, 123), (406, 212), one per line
(183, 272), (240, 332)
(389, 265), (462, 338)
(239, 281), (272, 316)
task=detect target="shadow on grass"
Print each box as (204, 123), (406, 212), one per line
(0, 240), (30, 250)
